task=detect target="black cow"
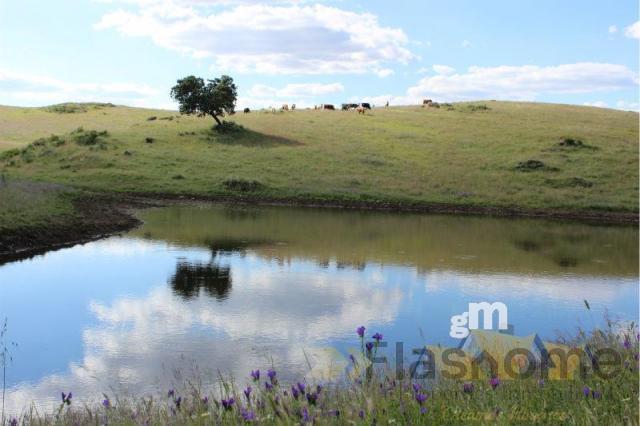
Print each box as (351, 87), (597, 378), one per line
(341, 103), (358, 111)
(243, 107), (250, 114)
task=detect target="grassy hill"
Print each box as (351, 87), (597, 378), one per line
(0, 101), (638, 218)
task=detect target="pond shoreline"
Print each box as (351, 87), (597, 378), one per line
(0, 191), (637, 264)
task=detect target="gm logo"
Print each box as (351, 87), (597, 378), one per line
(450, 302), (509, 339)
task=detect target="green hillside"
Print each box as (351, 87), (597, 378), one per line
(0, 101), (637, 216)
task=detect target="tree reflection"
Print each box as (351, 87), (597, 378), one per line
(169, 261), (232, 300)
(206, 238), (272, 256)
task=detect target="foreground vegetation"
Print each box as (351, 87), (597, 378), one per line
(4, 322), (638, 425)
(0, 101), (637, 232)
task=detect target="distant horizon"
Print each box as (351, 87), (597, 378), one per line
(2, 98), (639, 113)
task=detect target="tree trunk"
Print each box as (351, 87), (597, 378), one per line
(212, 114), (222, 126)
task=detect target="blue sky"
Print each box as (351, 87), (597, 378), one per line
(0, 0), (638, 110)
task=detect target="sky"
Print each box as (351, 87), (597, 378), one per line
(0, 0), (638, 111)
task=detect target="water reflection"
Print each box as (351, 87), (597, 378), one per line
(0, 205), (637, 415)
(133, 205), (638, 277)
(170, 261), (232, 300)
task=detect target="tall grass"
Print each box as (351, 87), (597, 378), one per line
(4, 321), (638, 425)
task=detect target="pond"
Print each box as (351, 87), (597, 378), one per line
(0, 204), (637, 414)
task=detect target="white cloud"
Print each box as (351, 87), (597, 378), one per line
(240, 82), (343, 108)
(432, 64), (455, 75)
(249, 82), (343, 98)
(608, 24), (618, 34)
(375, 68), (394, 78)
(0, 68), (167, 107)
(461, 40), (471, 48)
(615, 100), (640, 111)
(583, 101), (608, 108)
(94, 2), (415, 75)
(624, 21), (640, 39)
(404, 62), (639, 103)
(356, 62), (638, 106)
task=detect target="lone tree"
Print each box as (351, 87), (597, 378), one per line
(170, 75), (237, 126)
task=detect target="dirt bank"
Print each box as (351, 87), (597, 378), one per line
(0, 194), (145, 264)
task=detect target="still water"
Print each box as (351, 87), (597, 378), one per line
(0, 205), (637, 413)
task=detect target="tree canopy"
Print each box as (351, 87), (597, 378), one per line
(170, 75), (237, 125)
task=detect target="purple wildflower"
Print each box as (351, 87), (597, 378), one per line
(592, 390), (602, 399)
(623, 336), (631, 350)
(306, 392), (318, 405)
(359, 409), (365, 419)
(61, 392), (72, 405)
(463, 382), (474, 393)
(291, 386), (300, 400)
(415, 392), (427, 405)
(366, 342), (373, 352)
(301, 407), (310, 422)
(265, 381), (273, 391)
(250, 370), (260, 381)
(420, 407), (428, 414)
(357, 326), (366, 338)
(372, 332), (383, 342)
(583, 386), (591, 397)
(267, 369), (277, 383)
(244, 386), (252, 400)
(297, 382), (306, 394)
(316, 384), (323, 394)
(102, 399), (111, 408)
(489, 377), (500, 390)
(221, 397), (235, 410)
(167, 389), (175, 398)
(202, 396), (209, 405)
(9, 418), (17, 426)
(412, 383), (421, 393)
(241, 408), (256, 421)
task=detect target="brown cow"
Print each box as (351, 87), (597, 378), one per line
(422, 99), (433, 107)
(322, 104), (335, 110)
(281, 104), (289, 111)
(356, 105), (366, 114)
